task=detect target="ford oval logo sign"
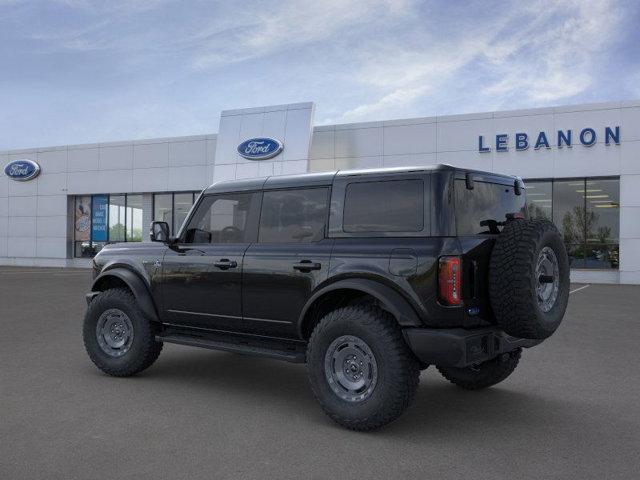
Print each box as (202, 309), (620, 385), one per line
(4, 159), (41, 181)
(237, 137), (283, 160)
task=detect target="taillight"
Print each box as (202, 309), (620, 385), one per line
(438, 256), (462, 306)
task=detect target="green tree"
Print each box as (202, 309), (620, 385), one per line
(596, 226), (611, 244)
(527, 203), (551, 220)
(109, 223), (125, 242)
(561, 206), (598, 245)
(129, 228), (143, 242)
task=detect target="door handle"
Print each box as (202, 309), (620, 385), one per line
(213, 259), (238, 269)
(293, 260), (321, 272)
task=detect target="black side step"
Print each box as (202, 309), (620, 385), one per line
(156, 329), (307, 363)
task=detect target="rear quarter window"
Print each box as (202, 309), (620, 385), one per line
(343, 179), (424, 233)
(455, 180), (526, 235)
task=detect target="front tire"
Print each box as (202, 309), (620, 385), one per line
(83, 288), (163, 377)
(437, 348), (521, 390)
(307, 305), (420, 431)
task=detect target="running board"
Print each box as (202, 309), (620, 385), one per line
(156, 331), (307, 363)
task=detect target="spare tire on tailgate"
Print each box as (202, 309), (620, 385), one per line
(489, 219), (570, 339)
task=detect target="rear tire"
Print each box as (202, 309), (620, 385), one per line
(307, 305), (420, 431)
(437, 348), (521, 390)
(83, 288), (163, 377)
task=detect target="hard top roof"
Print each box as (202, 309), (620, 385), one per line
(203, 164), (519, 194)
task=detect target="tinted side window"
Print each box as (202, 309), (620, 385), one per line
(259, 188), (328, 243)
(343, 180), (424, 232)
(184, 193), (259, 244)
(455, 180), (526, 235)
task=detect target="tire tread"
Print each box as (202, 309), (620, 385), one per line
(83, 288), (163, 377)
(307, 304), (419, 431)
(489, 219), (569, 339)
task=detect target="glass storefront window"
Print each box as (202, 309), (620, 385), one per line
(126, 194), (143, 242)
(154, 193), (172, 230)
(525, 177), (620, 270)
(553, 179), (586, 247)
(584, 179), (619, 269)
(174, 193), (194, 234)
(109, 195), (126, 242)
(153, 192), (198, 235)
(585, 179), (619, 244)
(91, 195), (109, 243)
(553, 179), (588, 268)
(525, 180), (552, 221)
(74, 191), (199, 257)
(74, 196), (92, 257)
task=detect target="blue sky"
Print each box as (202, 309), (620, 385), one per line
(1, 0), (639, 150)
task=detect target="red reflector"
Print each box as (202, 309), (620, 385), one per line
(438, 256), (462, 306)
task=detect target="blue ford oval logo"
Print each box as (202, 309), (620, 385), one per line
(4, 159), (41, 181)
(237, 137), (283, 160)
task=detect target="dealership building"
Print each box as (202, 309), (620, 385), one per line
(1, 100), (639, 284)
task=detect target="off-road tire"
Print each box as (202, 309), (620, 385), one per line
(437, 348), (521, 390)
(83, 288), (163, 376)
(307, 305), (420, 431)
(489, 219), (570, 339)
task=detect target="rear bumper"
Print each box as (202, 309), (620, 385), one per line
(403, 326), (542, 368)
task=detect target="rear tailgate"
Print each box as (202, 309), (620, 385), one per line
(454, 172), (526, 325)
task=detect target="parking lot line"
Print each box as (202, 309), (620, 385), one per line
(570, 284), (590, 294)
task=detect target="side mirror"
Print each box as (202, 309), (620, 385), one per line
(150, 221), (170, 242)
(514, 177), (525, 196)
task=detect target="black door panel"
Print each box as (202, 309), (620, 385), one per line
(161, 244), (248, 330)
(159, 191), (260, 332)
(241, 240), (333, 337)
(242, 186), (332, 338)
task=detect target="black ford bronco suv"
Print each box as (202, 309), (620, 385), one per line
(83, 165), (570, 430)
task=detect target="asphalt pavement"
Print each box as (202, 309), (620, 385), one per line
(1, 267), (639, 479)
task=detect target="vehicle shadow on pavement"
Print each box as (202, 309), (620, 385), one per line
(146, 349), (310, 391)
(391, 380), (567, 435)
(118, 347), (612, 440)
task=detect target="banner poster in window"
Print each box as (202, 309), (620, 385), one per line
(91, 195), (108, 242)
(75, 196), (91, 241)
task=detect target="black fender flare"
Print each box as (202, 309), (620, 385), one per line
(297, 278), (422, 337)
(91, 267), (159, 322)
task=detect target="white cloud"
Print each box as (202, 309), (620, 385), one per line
(0, 0), (633, 149)
(191, 0), (415, 69)
(339, 85), (429, 121)
(20, 0), (417, 66)
(52, 0), (172, 13)
(334, 0), (625, 122)
(337, 36), (492, 121)
(481, 0), (621, 105)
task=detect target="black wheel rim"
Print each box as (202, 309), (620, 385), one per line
(536, 246), (560, 313)
(95, 308), (134, 357)
(324, 335), (378, 403)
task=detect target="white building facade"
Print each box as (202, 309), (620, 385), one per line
(1, 100), (639, 284)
